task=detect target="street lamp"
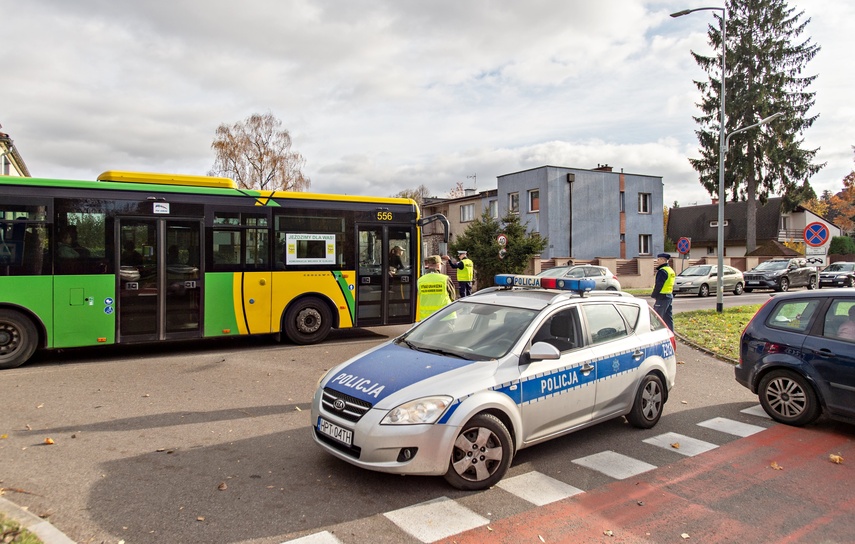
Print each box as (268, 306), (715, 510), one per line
(671, 6), (727, 312)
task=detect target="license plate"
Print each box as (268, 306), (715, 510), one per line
(317, 417), (353, 446)
(747, 281), (758, 285)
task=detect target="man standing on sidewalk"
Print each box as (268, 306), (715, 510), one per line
(447, 250), (474, 297)
(652, 253), (675, 331)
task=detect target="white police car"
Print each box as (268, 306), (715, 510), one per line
(311, 274), (677, 490)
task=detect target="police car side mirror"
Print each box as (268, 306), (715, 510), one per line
(529, 342), (561, 362)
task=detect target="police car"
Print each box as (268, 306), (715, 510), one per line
(311, 274), (677, 490)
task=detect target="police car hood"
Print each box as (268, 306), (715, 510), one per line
(322, 342), (496, 408)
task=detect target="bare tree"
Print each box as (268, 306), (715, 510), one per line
(393, 184), (432, 207)
(210, 112), (310, 191)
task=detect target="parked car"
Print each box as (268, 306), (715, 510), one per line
(312, 274), (676, 490)
(536, 265), (621, 291)
(743, 258), (817, 292)
(819, 262), (855, 288)
(672, 264), (744, 297)
(735, 289), (855, 426)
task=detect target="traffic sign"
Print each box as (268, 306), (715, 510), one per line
(803, 222), (829, 247)
(677, 237), (691, 255)
(497, 234), (508, 247)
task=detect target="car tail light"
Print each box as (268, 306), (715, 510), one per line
(670, 335), (677, 355)
(764, 342), (785, 354)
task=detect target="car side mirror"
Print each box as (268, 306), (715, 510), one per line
(529, 342), (561, 362)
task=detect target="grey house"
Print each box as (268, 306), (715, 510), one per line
(496, 165), (665, 260)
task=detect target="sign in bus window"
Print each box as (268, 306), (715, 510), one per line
(285, 233), (336, 265)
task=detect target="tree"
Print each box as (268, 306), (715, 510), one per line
(688, 0), (823, 252)
(824, 147), (855, 235)
(393, 185), (432, 208)
(210, 112), (310, 191)
(828, 236), (855, 256)
(449, 211), (548, 290)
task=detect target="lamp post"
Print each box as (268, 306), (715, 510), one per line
(671, 6), (727, 312)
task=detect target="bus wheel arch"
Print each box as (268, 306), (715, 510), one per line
(0, 308), (41, 369)
(281, 296), (335, 345)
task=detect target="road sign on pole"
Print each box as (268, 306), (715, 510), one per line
(677, 237), (691, 255)
(803, 222), (829, 248)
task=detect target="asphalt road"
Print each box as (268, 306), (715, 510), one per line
(0, 290), (849, 544)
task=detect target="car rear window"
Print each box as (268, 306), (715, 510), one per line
(766, 299), (822, 332)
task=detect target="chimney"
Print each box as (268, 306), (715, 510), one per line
(593, 164), (613, 172)
(711, 198), (718, 205)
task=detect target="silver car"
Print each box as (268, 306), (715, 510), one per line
(536, 265), (621, 291)
(673, 264), (744, 297)
(311, 274), (677, 490)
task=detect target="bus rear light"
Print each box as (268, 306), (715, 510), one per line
(222, 329), (231, 334)
(97, 337), (107, 343)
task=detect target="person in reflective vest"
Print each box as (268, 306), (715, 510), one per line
(652, 252), (676, 331)
(417, 255), (456, 321)
(447, 249), (475, 297)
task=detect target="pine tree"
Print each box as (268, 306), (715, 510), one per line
(449, 212), (548, 290)
(688, 0), (823, 252)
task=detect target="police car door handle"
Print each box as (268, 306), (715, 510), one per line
(581, 363), (594, 374)
(632, 350), (644, 359)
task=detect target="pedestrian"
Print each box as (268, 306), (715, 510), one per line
(447, 249), (474, 297)
(417, 255), (455, 321)
(652, 253), (676, 331)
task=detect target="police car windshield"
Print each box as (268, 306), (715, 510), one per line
(402, 301), (538, 360)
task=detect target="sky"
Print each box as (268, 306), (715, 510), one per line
(2, 0), (853, 208)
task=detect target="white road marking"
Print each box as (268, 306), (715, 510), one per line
(572, 450), (657, 479)
(383, 496), (489, 543)
(497, 471), (584, 505)
(698, 417), (766, 437)
(741, 404), (772, 419)
(643, 432), (718, 457)
(281, 531), (342, 544)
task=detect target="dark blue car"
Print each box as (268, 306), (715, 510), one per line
(735, 289), (855, 426)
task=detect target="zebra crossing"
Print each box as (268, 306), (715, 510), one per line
(283, 407), (772, 544)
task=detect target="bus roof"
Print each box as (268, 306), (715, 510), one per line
(97, 170), (238, 189)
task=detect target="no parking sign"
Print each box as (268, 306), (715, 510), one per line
(677, 237), (691, 255)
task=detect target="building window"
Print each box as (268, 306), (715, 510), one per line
(528, 190), (539, 212)
(509, 193), (519, 214)
(638, 193), (651, 214)
(460, 204), (474, 223)
(489, 200), (498, 218)
(639, 234), (652, 255)
(707, 246), (716, 256)
(620, 191), (625, 212)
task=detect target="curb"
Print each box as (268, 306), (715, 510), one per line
(674, 332), (738, 365)
(0, 496), (76, 544)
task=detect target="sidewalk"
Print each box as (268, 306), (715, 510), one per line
(440, 422), (854, 543)
(0, 496), (74, 544)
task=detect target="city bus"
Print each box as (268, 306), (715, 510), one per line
(0, 171), (428, 369)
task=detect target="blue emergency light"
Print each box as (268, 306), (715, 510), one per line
(494, 274), (595, 294)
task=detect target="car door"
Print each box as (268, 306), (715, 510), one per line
(804, 299), (855, 419)
(585, 266), (608, 290)
(579, 301), (644, 419)
(519, 307), (598, 443)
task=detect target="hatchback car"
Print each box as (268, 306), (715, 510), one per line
(735, 289), (855, 426)
(312, 274), (676, 490)
(536, 265), (621, 291)
(819, 262), (855, 288)
(673, 264), (744, 297)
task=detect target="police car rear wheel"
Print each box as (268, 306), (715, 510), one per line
(626, 374), (664, 429)
(444, 413), (512, 490)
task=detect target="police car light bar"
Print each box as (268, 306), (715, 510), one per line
(494, 274), (595, 294)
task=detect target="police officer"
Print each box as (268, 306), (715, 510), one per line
(417, 255), (456, 321)
(652, 252), (676, 331)
(447, 249), (474, 297)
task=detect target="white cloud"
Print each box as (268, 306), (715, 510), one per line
(2, 0), (852, 208)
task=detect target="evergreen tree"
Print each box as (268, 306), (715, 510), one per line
(688, 0), (823, 252)
(449, 211), (548, 290)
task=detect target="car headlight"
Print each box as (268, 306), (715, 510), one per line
(381, 396), (453, 425)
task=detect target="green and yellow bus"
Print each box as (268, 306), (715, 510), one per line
(0, 171), (426, 369)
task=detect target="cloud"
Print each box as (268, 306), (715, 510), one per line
(2, 0), (852, 209)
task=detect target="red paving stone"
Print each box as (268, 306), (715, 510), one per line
(442, 423), (855, 543)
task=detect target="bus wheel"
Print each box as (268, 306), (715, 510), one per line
(0, 310), (38, 370)
(284, 298), (332, 345)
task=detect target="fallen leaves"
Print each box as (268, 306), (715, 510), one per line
(671, 442), (680, 450)
(217, 482), (228, 491)
(43, 437), (55, 445)
(829, 453), (844, 464)
(681, 533), (691, 539)
(603, 530), (614, 537)
(770, 461), (783, 470)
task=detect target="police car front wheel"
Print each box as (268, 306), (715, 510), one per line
(443, 413), (513, 490)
